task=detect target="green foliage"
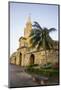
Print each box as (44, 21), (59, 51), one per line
(29, 21), (56, 65)
(29, 21), (56, 50)
(26, 65), (59, 78)
(41, 63), (52, 69)
(27, 64), (38, 68)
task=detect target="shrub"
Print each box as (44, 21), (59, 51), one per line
(26, 64), (59, 78)
(28, 64), (38, 68)
(40, 63), (52, 69)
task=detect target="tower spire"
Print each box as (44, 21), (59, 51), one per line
(24, 14), (32, 38)
(27, 13), (31, 23)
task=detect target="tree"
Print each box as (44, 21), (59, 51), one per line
(29, 21), (56, 65)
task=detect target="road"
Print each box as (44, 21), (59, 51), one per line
(9, 64), (39, 88)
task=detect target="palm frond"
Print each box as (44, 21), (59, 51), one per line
(37, 39), (42, 50)
(31, 35), (41, 44)
(29, 28), (41, 37)
(49, 28), (56, 32)
(30, 33), (41, 48)
(45, 39), (51, 50)
(32, 28), (42, 33)
(32, 21), (42, 30)
(29, 21), (55, 51)
(47, 36), (54, 49)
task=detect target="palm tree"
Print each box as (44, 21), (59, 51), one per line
(29, 21), (56, 65)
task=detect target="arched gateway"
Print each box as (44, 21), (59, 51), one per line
(30, 54), (35, 65)
(19, 53), (22, 65)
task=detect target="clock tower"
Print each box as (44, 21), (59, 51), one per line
(24, 15), (32, 38)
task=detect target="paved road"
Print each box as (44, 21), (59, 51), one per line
(9, 64), (39, 88)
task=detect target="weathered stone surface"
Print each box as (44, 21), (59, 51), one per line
(10, 17), (59, 66)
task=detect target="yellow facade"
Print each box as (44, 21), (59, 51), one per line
(10, 16), (59, 66)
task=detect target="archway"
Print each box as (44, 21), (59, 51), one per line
(19, 53), (22, 66)
(30, 54), (35, 65)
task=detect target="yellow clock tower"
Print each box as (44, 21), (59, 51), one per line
(24, 15), (32, 39)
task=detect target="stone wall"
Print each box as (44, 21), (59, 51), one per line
(10, 47), (58, 66)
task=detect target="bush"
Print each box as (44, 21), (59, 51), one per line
(48, 70), (59, 77)
(26, 64), (59, 78)
(28, 64), (38, 68)
(40, 63), (52, 69)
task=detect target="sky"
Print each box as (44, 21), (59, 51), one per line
(10, 2), (59, 55)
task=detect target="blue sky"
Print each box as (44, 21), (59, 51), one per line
(10, 2), (59, 55)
